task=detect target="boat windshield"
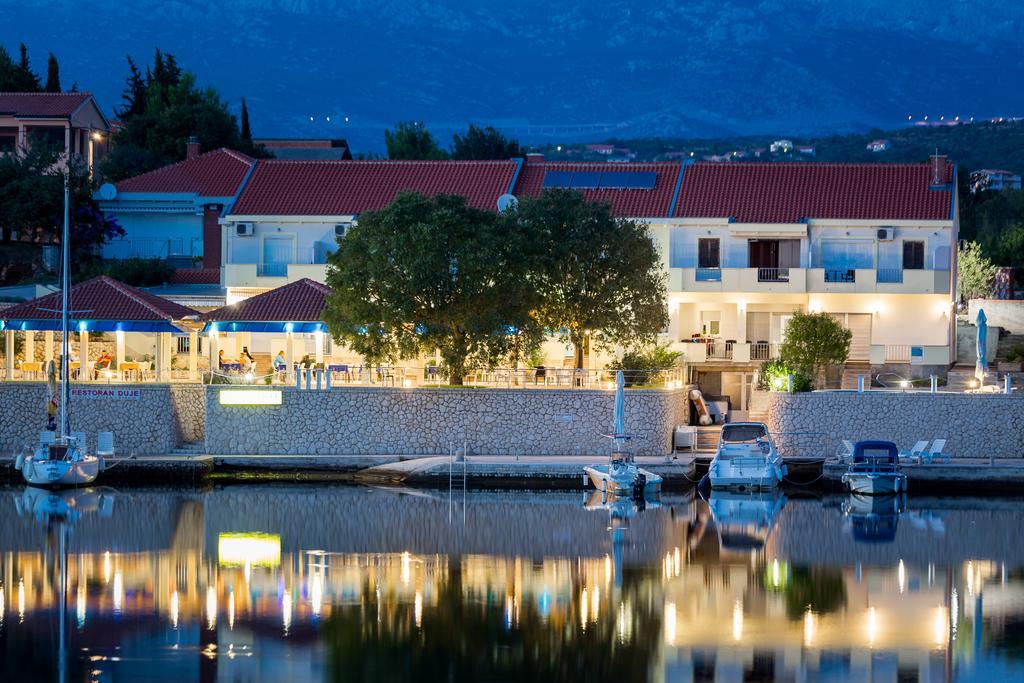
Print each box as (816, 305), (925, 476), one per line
(721, 424), (768, 443)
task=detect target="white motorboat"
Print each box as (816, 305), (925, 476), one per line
(707, 489), (787, 553)
(708, 422), (786, 490)
(583, 370), (664, 498)
(15, 178), (104, 488)
(842, 492), (904, 543)
(841, 441), (906, 496)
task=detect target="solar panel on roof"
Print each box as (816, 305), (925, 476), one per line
(569, 172), (602, 189)
(542, 171), (573, 188)
(598, 172), (657, 189)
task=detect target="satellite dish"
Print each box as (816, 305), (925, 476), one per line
(96, 182), (117, 201)
(497, 193), (518, 212)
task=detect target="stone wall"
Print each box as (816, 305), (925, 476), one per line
(0, 383), (200, 456)
(764, 390), (1024, 459)
(969, 299), (1024, 335)
(204, 386), (690, 456)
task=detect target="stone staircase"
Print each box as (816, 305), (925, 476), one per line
(171, 442), (205, 457)
(996, 333), (1024, 362)
(748, 390), (771, 423)
(841, 363), (872, 390)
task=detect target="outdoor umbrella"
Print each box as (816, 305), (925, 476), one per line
(46, 358), (58, 431)
(975, 308), (988, 386)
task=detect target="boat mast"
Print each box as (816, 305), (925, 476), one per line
(60, 175), (70, 441)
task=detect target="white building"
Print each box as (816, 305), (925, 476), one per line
(971, 169), (1021, 193)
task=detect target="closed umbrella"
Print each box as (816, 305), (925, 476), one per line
(613, 370), (626, 439)
(45, 359), (58, 431)
(975, 308), (988, 386)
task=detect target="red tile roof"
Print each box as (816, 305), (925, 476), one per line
(0, 92), (93, 117)
(170, 268), (221, 285)
(202, 278), (331, 322)
(511, 161), (682, 217)
(231, 160), (518, 215)
(675, 162), (954, 222)
(115, 148), (255, 197)
(0, 276), (198, 322)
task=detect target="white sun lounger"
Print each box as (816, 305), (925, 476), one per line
(899, 440), (929, 464)
(923, 439), (949, 463)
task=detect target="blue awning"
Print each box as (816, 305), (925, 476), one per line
(0, 319), (187, 333)
(200, 321), (327, 334)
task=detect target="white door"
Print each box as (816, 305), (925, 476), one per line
(262, 236), (293, 277)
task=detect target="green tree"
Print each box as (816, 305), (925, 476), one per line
(12, 43), (40, 91)
(451, 124), (521, 160)
(323, 192), (542, 385)
(779, 311), (852, 389)
(240, 97), (252, 140)
(957, 240), (996, 302)
(384, 121), (448, 160)
(0, 46), (15, 91)
(102, 51), (270, 180)
(510, 189), (668, 369)
(43, 53), (60, 92)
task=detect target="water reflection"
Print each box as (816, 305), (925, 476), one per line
(0, 485), (1021, 682)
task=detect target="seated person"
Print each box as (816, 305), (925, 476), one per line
(93, 351), (113, 379)
(239, 346), (256, 371)
(218, 349), (227, 369)
(272, 350), (287, 375)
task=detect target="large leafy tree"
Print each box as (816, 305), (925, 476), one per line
(779, 311), (852, 389)
(102, 49), (269, 181)
(957, 240), (996, 303)
(323, 192), (542, 385)
(384, 121), (449, 160)
(451, 124), (521, 160)
(508, 189), (668, 368)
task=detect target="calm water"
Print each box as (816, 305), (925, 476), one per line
(0, 484), (1022, 683)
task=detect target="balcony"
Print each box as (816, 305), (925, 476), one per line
(669, 268), (806, 293)
(225, 262), (328, 288)
(677, 340), (780, 364)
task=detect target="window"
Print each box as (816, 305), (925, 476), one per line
(697, 238), (720, 268)
(902, 241), (925, 270)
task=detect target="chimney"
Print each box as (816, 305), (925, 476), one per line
(930, 150), (947, 186)
(186, 136), (200, 160)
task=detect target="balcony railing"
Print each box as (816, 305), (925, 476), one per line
(877, 268), (903, 283)
(884, 345), (911, 362)
(105, 238), (201, 260)
(750, 342), (780, 361)
(757, 267), (790, 283)
(257, 262), (288, 277)
(706, 340), (733, 360)
(824, 269), (856, 283)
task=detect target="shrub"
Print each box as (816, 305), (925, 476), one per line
(607, 344), (681, 386)
(779, 312), (852, 389)
(1007, 344), (1024, 363)
(757, 358), (812, 392)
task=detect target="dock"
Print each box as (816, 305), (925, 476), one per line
(822, 457), (1024, 494)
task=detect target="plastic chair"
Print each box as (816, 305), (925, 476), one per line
(837, 439), (855, 462)
(96, 432), (115, 457)
(924, 439), (948, 463)
(899, 440), (928, 464)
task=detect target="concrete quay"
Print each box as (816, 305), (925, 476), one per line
(822, 457), (1024, 494)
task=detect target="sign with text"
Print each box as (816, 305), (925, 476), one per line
(70, 387), (141, 401)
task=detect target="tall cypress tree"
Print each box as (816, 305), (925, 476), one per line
(14, 43), (41, 91)
(117, 55), (147, 120)
(240, 97), (252, 140)
(0, 46), (15, 91)
(44, 53), (60, 92)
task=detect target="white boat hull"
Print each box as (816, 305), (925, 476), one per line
(842, 472), (906, 496)
(709, 457), (785, 490)
(21, 451), (101, 488)
(584, 465), (662, 496)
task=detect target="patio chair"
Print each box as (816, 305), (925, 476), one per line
(898, 440), (929, 464)
(923, 439), (949, 463)
(836, 439), (855, 462)
(96, 432), (115, 458)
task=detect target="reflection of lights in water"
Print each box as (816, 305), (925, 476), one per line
(206, 586), (217, 630)
(218, 533), (281, 568)
(170, 591), (179, 629)
(113, 572), (124, 614)
(414, 591), (422, 628)
(538, 590), (551, 620)
(77, 583), (86, 628)
(928, 563), (935, 587)
(591, 587), (599, 622)
(950, 588), (959, 641)
(664, 553), (672, 580)
(898, 559), (906, 593)
(933, 606), (948, 647)
(0, 587), (4, 626)
(17, 579), (24, 621)
(732, 600), (743, 641)
(282, 591), (293, 634)
(580, 589), (589, 628)
(772, 559), (780, 588)
(505, 595), (514, 629)
(803, 609), (816, 647)
(310, 573), (324, 618)
(673, 548), (681, 577)
(229, 591), (235, 630)
(104, 552), (112, 584)
(616, 602), (632, 642)
(664, 602), (677, 645)
(244, 561), (251, 585)
(605, 556), (611, 586)
(866, 606), (878, 645)
(401, 551), (411, 585)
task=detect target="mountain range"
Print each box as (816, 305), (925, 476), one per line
(3, 0), (1023, 151)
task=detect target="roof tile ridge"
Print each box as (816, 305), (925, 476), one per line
(99, 276), (173, 320)
(219, 148), (256, 165)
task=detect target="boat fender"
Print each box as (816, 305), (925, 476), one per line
(98, 455), (106, 471)
(14, 453), (25, 471)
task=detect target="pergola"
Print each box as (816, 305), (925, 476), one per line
(200, 278), (331, 381)
(0, 275), (200, 381)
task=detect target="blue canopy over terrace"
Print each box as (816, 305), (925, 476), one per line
(1, 276), (200, 381)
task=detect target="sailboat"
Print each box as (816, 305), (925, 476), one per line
(15, 177), (104, 487)
(583, 370), (663, 497)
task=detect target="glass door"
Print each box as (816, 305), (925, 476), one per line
(261, 236), (293, 277)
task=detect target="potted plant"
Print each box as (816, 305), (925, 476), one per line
(997, 344), (1024, 373)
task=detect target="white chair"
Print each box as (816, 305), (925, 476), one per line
(899, 440), (929, 464)
(837, 439), (855, 462)
(96, 432), (115, 457)
(923, 439), (948, 463)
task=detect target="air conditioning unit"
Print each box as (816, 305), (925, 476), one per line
(236, 222), (254, 237)
(877, 227), (895, 241)
(334, 223), (350, 238)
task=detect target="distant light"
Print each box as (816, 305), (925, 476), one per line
(689, 151), (694, 157)
(309, 116), (314, 122)
(907, 115), (913, 120)
(92, 131), (103, 141)
(344, 116), (349, 123)
(924, 116), (929, 121)
(955, 116), (960, 121)
(556, 145), (562, 152)
(326, 116), (331, 122)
